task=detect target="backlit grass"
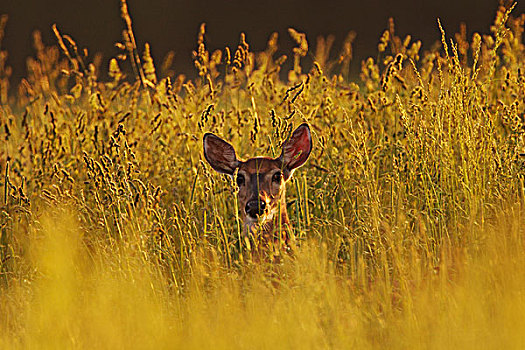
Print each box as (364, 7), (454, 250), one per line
(0, 1), (524, 348)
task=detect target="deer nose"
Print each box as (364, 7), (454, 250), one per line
(245, 199), (266, 219)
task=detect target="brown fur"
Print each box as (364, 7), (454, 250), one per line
(203, 123), (312, 254)
(236, 157), (291, 246)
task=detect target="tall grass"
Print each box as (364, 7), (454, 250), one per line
(0, 209), (524, 348)
(0, 1), (524, 348)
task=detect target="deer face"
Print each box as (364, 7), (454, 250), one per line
(235, 157), (286, 230)
(203, 124), (312, 233)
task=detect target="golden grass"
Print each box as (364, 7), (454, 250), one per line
(0, 1), (524, 348)
(0, 208), (524, 349)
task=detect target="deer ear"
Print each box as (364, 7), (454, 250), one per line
(279, 123), (312, 171)
(203, 133), (240, 175)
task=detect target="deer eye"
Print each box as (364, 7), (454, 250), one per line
(236, 174), (245, 187)
(272, 171), (282, 183)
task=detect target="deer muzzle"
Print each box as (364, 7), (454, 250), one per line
(245, 198), (267, 219)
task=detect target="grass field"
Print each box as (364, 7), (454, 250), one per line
(0, 1), (524, 348)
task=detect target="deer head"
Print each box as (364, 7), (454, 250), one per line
(203, 123), (312, 242)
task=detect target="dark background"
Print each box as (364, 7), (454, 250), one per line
(0, 0), (523, 83)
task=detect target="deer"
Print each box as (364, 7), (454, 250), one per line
(203, 123), (312, 254)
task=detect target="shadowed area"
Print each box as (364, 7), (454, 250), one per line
(0, 0), (523, 83)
